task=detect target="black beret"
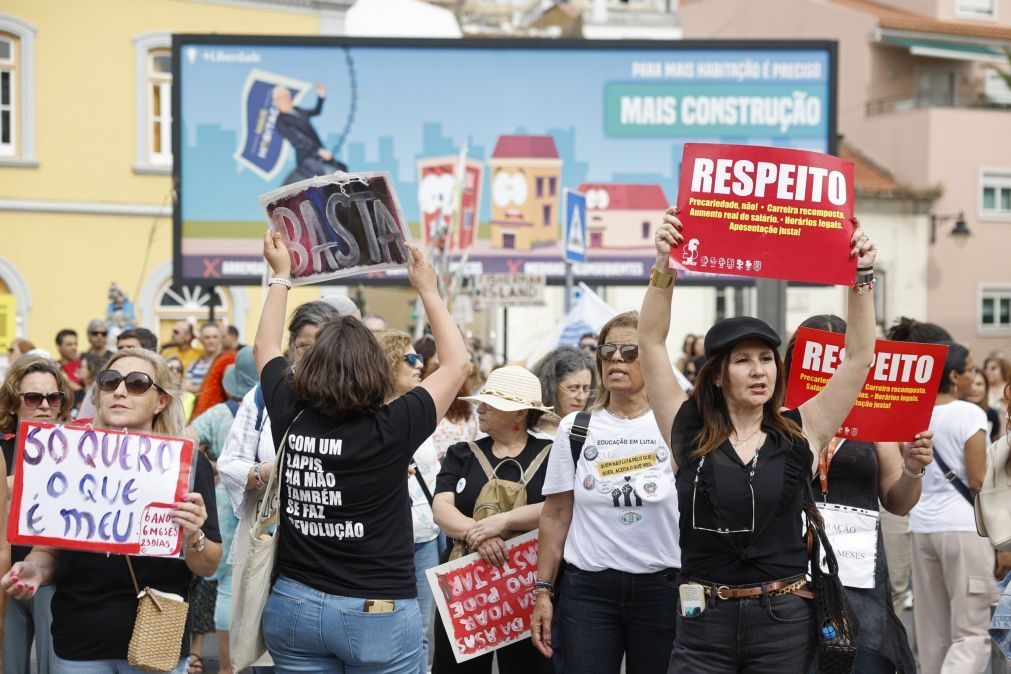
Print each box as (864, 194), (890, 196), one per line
(704, 316), (781, 360)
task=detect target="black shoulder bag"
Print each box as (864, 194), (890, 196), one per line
(803, 479), (860, 674)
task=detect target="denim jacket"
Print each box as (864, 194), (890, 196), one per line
(990, 572), (1011, 659)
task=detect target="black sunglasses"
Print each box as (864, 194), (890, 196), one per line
(89, 330), (108, 337)
(97, 370), (163, 395)
(19, 392), (66, 409)
(597, 343), (639, 363)
(402, 353), (424, 368)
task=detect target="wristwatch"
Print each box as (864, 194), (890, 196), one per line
(191, 529), (207, 553)
(649, 265), (674, 289)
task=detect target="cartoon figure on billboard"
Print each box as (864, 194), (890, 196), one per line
(417, 157), (484, 251)
(579, 184), (668, 250)
(682, 239), (700, 266)
(488, 135), (562, 251)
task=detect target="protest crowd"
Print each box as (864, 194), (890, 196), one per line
(1, 202), (1011, 674)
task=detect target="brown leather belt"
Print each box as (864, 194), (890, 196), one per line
(691, 577), (814, 601)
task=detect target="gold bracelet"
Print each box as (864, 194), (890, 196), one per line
(649, 265), (674, 289)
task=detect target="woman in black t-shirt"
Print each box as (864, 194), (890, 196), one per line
(431, 365), (554, 674)
(1, 348), (222, 674)
(637, 210), (929, 672)
(254, 232), (470, 674)
(0, 355), (73, 674)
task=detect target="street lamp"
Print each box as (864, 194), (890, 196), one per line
(930, 212), (971, 246)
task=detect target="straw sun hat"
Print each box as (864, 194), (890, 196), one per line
(460, 366), (554, 415)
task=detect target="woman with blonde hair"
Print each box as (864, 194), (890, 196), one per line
(0, 356), (72, 674)
(532, 311), (679, 674)
(1, 348), (222, 673)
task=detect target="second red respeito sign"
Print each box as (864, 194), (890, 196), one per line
(674, 143), (857, 285)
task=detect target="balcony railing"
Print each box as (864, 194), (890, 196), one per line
(866, 91), (1011, 115)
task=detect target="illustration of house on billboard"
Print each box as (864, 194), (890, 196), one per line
(577, 183), (668, 250)
(416, 156), (484, 251)
(489, 135), (562, 251)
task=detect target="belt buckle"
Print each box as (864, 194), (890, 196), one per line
(716, 585), (732, 601)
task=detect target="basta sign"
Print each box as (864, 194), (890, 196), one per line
(674, 143), (856, 285)
(8, 421), (194, 557)
(785, 328), (948, 442)
(427, 530), (540, 662)
(260, 171), (412, 284)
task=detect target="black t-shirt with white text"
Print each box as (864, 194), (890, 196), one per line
(51, 451), (221, 661)
(261, 356), (437, 599)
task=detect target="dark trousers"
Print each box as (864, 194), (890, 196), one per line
(559, 566), (677, 674)
(431, 612), (552, 674)
(669, 589), (815, 673)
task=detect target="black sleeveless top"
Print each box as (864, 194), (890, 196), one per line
(671, 400), (812, 584)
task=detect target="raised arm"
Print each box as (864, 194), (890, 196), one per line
(799, 220), (877, 461)
(639, 207), (689, 449)
(253, 231), (290, 375)
(408, 242), (470, 421)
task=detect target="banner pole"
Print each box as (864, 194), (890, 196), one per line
(564, 262), (574, 314)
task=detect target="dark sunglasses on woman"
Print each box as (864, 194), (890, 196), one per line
(19, 392), (66, 409)
(402, 353), (424, 368)
(597, 343), (640, 363)
(97, 370), (163, 395)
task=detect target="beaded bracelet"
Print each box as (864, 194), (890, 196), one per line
(532, 587), (554, 600)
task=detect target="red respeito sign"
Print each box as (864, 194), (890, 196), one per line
(785, 327), (949, 442)
(674, 143), (856, 285)
(427, 531), (539, 662)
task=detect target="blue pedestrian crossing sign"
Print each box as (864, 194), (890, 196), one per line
(563, 189), (587, 264)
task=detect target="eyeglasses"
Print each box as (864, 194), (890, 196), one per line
(293, 342), (313, 354)
(691, 449), (761, 535)
(580, 344), (598, 353)
(402, 353), (425, 368)
(561, 384), (594, 396)
(89, 330), (108, 337)
(19, 392), (66, 409)
(167, 364), (184, 374)
(597, 343), (639, 363)
(97, 370), (163, 395)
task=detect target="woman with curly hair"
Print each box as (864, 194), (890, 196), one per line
(0, 356), (72, 674)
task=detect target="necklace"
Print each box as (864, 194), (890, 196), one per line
(730, 424), (763, 446)
(605, 406), (651, 421)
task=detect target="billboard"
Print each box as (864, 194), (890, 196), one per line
(173, 36), (836, 286)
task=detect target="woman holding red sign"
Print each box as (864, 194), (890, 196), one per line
(637, 207), (886, 672)
(783, 315), (932, 673)
(1, 348), (222, 674)
(0, 355), (73, 674)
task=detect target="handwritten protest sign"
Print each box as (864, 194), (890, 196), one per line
(8, 421), (194, 557)
(473, 274), (546, 309)
(427, 530), (539, 663)
(675, 144), (856, 285)
(785, 328), (948, 441)
(260, 172), (411, 285)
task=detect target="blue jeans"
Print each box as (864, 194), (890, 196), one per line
(263, 576), (423, 673)
(54, 655), (186, 673)
(990, 571), (1011, 660)
(670, 579), (815, 673)
(4, 584), (55, 674)
(559, 565), (677, 674)
(415, 538), (440, 673)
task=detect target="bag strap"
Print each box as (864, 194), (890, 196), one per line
(254, 410), (304, 536)
(523, 443), (553, 483)
(932, 450), (974, 505)
(568, 411), (592, 466)
(411, 461), (435, 506)
(126, 555), (140, 595)
(467, 441), (496, 480)
(225, 400), (240, 417)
